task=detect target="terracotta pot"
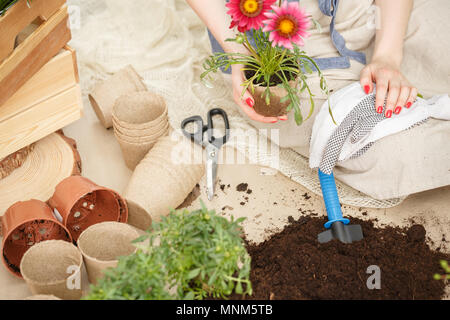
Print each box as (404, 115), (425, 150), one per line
(20, 240), (83, 300)
(48, 176), (127, 241)
(124, 135), (204, 230)
(112, 91), (168, 130)
(89, 65), (147, 129)
(1, 200), (72, 278)
(78, 222), (139, 284)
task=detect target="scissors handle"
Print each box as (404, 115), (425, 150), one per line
(207, 108), (230, 149)
(181, 116), (206, 145)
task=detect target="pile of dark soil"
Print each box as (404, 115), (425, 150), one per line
(237, 216), (449, 300)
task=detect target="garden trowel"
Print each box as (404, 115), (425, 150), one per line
(317, 170), (364, 244)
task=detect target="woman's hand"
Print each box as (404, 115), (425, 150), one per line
(360, 57), (417, 118)
(231, 64), (288, 123)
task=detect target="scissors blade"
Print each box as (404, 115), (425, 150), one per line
(206, 144), (219, 201)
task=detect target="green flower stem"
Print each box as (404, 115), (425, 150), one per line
(243, 32), (260, 61)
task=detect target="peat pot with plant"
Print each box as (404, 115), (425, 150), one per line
(201, 0), (331, 125)
(85, 203), (252, 300)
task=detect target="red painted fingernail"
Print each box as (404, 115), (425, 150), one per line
(385, 110), (392, 118)
(377, 106), (383, 114)
(406, 102), (412, 108)
(246, 98), (254, 108)
(394, 106), (402, 114)
(364, 85), (370, 94)
(271, 120), (278, 124)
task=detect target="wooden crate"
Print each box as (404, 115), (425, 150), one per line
(0, 0), (71, 107)
(0, 46), (83, 159)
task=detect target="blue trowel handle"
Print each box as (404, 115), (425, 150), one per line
(318, 170), (350, 229)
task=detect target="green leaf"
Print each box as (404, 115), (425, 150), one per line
(280, 95), (290, 104)
(304, 62), (313, 74)
(235, 282), (243, 295)
(440, 260), (449, 272)
(294, 108), (303, 126)
(187, 268), (201, 280)
(132, 235), (148, 244)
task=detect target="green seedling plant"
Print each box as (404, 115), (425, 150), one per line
(85, 202), (252, 300)
(433, 260), (449, 281)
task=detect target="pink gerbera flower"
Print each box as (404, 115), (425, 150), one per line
(226, 0), (277, 32)
(263, 1), (311, 50)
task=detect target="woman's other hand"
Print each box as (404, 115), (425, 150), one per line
(361, 0), (415, 118)
(360, 57), (417, 118)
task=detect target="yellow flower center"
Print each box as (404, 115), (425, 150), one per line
(243, 0), (259, 14)
(279, 18), (295, 35)
(239, 0), (263, 17)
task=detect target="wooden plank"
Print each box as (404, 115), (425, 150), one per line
(0, 0), (65, 62)
(0, 6), (71, 107)
(0, 49), (77, 122)
(0, 85), (83, 159)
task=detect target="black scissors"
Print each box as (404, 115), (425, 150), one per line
(181, 108), (230, 200)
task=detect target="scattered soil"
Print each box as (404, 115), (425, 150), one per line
(236, 183), (249, 192)
(233, 215), (449, 300)
(302, 193), (311, 200)
(407, 224), (426, 243)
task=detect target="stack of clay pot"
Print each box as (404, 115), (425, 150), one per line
(112, 91), (170, 170)
(124, 134), (205, 230)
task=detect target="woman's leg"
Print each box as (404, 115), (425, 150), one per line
(335, 119), (450, 200)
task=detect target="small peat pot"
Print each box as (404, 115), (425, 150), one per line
(124, 135), (204, 230)
(78, 222), (139, 284)
(112, 91), (168, 130)
(113, 121), (170, 142)
(48, 176), (128, 241)
(20, 240), (83, 300)
(252, 84), (293, 117)
(1, 200), (72, 278)
(245, 68), (297, 118)
(89, 65), (147, 129)
(114, 134), (159, 170)
(112, 91), (170, 170)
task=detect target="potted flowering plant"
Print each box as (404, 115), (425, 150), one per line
(201, 0), (332, 125)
